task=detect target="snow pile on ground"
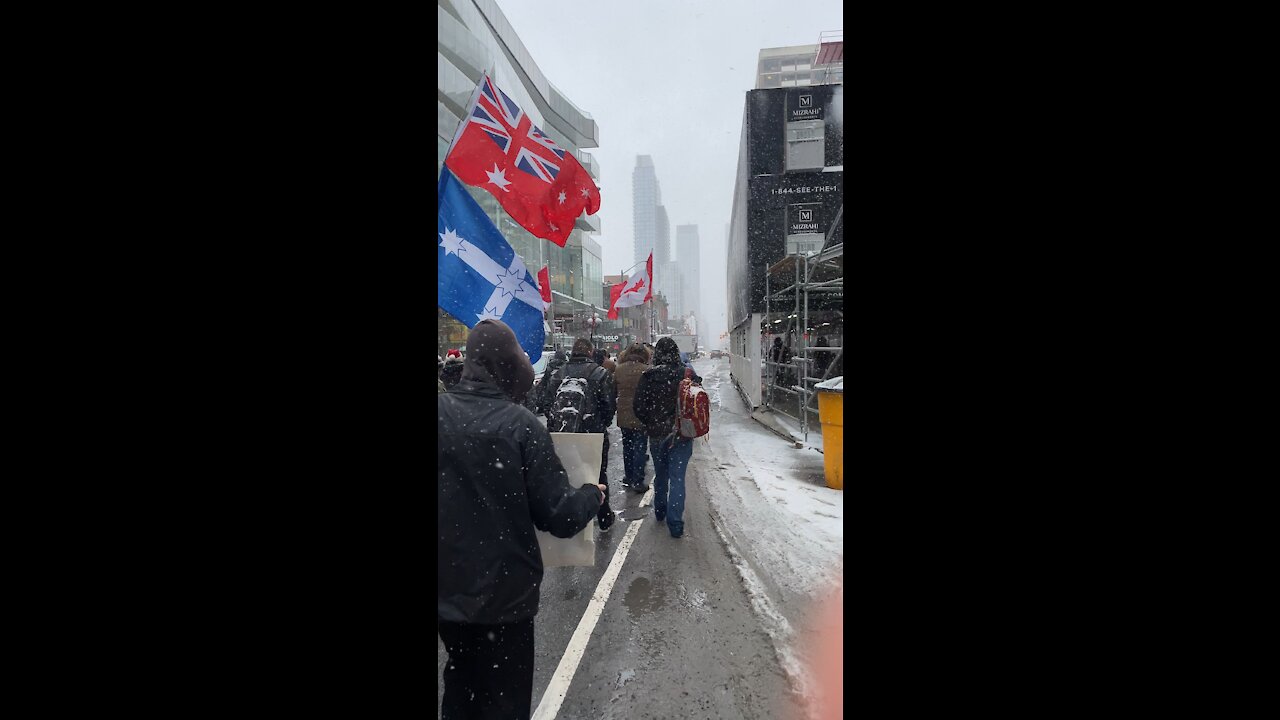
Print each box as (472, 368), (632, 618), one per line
(814, 376), (843, 391)
(716, 421), (842, 564)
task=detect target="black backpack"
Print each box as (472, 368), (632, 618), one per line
(548, 365), (606, 433)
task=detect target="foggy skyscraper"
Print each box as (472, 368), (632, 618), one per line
(632, 155), (661, 267)
(655, 204), (678, 317)
(635, 155), (680, 324)
(677, 224), (700, 322)
(654, 205), (671, 267)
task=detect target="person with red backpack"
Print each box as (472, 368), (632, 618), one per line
(633, 337), (707, 538)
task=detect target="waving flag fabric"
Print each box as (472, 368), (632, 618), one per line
(438, 168), (545, 362)
(444, 72), (601, 247)
(607, 252), (653, 320)
(537, 266), (552, 309)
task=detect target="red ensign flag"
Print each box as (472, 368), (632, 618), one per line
(444, 72), (600, 247)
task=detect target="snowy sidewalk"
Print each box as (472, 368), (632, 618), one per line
(689, 358), (843, 707)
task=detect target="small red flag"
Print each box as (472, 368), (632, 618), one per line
(607, 281), (625, 320)
(537, 266), (552, 307)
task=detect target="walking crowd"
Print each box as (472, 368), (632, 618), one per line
(437, 321), (703, 719)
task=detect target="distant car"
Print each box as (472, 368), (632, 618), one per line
(531, 350), (555, 383)
(525, 350), (556, 413)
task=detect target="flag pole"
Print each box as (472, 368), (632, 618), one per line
(448, 66), (491, 155)
(439, 65), (493, 221)
(445, 65), (494, 158)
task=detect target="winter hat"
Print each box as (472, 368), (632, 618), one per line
(446, 349), (462, 359)
(461, 319), (535, 404)
(653, 337), (681, 366)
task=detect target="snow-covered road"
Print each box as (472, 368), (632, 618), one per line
(690, 356), (844, 705)
(437, 357), (843, 719)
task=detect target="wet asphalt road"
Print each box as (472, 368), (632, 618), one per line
(438, 360), (799, 718)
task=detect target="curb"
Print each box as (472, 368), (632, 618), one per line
(749, 411), (804, 448)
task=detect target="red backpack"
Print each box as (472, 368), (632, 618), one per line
(675, 368), (711, 439)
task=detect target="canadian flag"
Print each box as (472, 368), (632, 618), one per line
(607, 252), (653, 319)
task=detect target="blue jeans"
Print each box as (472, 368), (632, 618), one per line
(621, 427), (649, 486)
(650, 435), (694, 536)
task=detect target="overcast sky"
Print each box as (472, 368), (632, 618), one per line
(499, 0), (842, 344)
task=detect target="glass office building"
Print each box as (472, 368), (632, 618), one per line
(437, 0), (603, 355)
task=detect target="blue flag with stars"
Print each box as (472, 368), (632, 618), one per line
(438, 167), (546, 363)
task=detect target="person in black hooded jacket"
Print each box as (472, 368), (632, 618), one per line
(527, 348), (568, 417)
(533, 337), (617, 531)
(633, 337), (701, 538)
(438, 320), (604, 720)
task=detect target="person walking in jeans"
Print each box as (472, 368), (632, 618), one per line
(633, 337), (701, 538)
(613, 344), (652, 493)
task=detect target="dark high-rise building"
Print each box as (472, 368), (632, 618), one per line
(727, 69), (843, 406)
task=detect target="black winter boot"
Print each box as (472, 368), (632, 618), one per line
(597, 502), (615, 532)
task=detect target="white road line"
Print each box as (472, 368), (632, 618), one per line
(531, 486), (654, 720)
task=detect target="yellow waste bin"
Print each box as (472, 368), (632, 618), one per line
(815, 378), (844, 490)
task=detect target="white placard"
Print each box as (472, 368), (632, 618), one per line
(537, 433), (604, 567)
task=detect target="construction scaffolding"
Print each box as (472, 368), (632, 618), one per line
(761, 237), (844, 442)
